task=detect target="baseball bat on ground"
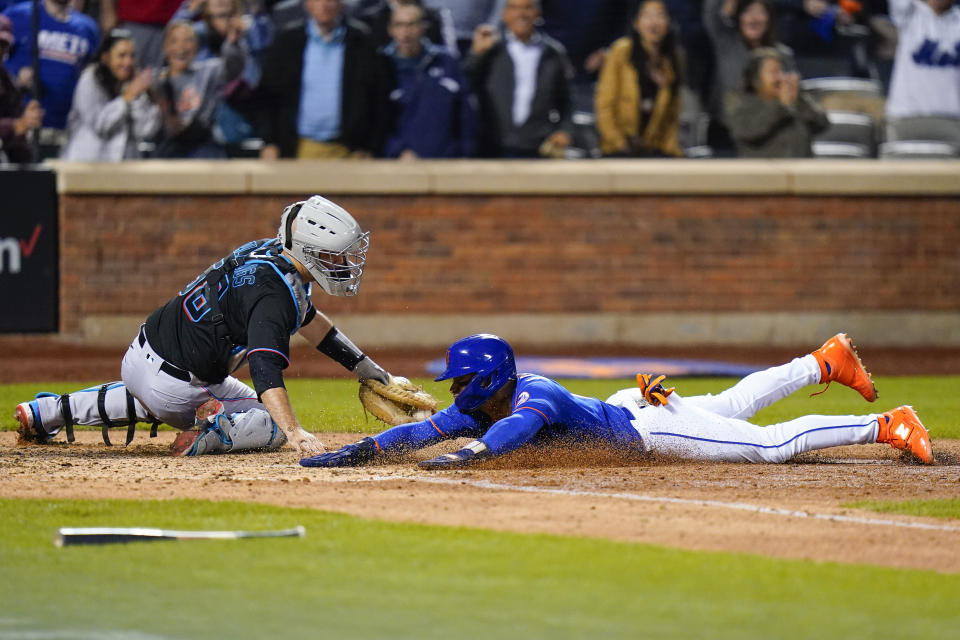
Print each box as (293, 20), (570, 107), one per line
(54, 525), (306, 547)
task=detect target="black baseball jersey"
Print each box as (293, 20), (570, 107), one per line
(144, 239), (316, 387)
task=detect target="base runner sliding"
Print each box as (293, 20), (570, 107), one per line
(301, 333), (933, 469)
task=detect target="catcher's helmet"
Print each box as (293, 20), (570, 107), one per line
(435, 334), (517, 411)
(278, 195), (370, 296)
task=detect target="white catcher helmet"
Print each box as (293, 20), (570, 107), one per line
(278, 195), (370, 296)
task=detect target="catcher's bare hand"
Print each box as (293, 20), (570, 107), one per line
(637, 373), (675, 406)
(287, 428), (324, 456)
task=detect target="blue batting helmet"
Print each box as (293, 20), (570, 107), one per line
(434, 334), (517, 411)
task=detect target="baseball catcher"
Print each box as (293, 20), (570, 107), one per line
(15, 196), (394, 456)
(301, 332), (933, 469)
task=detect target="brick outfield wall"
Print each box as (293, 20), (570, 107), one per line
(58, 194), (960, 333)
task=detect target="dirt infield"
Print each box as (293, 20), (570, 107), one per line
(3, 431), (959, 574)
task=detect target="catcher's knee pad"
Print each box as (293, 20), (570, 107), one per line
(226, 408), (286, 452)
(185, 409), (286, 456)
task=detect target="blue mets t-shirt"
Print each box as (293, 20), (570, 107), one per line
(2, 2), (99, 128)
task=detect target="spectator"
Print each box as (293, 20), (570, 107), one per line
(100, 0), (182, 68)
(725, 46), (828, 157)
(173, 1), (274, 78)
(885, 0), (960, 146)
(151, 19), (245, 157)
(382, 0), (476, 158)
(594, 0), (684, 157)
(703, 0), (796, 152)
(1, 13), (42, 163)
(172, 0), (275, 148)
(60, 28), (160, 160)
(704, 0), (796, 115)
(356, 0), (456, 54)
(432, 0), (504, 57)
(257, 0), (387, 159)
(465, 0), (573, 158)
(2, 0), (99, 157)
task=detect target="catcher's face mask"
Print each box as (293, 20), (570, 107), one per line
(279, 196), (370, 296)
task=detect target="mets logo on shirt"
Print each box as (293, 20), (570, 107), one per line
(516, 391), (530, 406)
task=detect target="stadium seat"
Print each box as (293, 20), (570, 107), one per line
(683, 145), (714, 159)
(813, 111), (877, 157)
(886, 116), (960, 148)
(137, 141), (156, 158)
(226, 138), (266, 159)
(679, 111), (710, 150)
(802, 77), (886, 121)
(800, 77), (883, 98)
(879, 141), (960, 159)
(812, 141), (871, 158)
(569, 111), (602, 159)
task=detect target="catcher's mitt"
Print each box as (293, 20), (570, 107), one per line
(359, 376), (439, 426)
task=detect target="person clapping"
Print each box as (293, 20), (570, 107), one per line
(60, 29), (160, 161)
(151, 19), (246, 158)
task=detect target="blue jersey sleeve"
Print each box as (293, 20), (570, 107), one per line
(371, 405), (479, 454)
(476, 377), (559, 457)
(480, 408), (549, 457)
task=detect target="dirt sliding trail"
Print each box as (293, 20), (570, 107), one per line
(3, 432), (959, 573)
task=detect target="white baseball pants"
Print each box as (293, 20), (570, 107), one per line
(33, 329), (264, 434)
(605, 355), (879, 463)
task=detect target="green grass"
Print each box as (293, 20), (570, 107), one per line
(1, 498), (958, 639)
(2, 376), (958, 438)
(846, 498), (960, 520)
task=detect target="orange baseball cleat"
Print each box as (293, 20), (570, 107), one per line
(811, 333), (878, 402)
(877, 405), (933, 464)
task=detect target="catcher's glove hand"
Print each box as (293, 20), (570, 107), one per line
(359, 375), (439, 426)
(300, 437), (379, 468)
(637, 373), (675, 406)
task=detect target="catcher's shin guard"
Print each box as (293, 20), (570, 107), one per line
(96, 384), (149, 445)
(181, 409), (287, 456)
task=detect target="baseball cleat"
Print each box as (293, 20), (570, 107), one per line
(14, 401), (48, 444)
(877, 405), (933, 464)
(171, 429), (202, 457)
(811, 333), (878, 402)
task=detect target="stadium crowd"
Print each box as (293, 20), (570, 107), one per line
(1, 0), (958, 164)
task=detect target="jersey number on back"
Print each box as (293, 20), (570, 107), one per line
(182, 274), (228, 323)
